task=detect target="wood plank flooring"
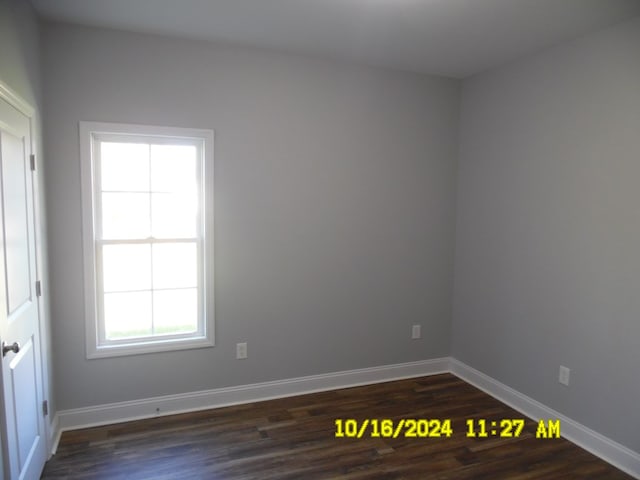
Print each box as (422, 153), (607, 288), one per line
(41, 374), (633, 479)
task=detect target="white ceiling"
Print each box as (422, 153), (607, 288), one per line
(31, 0), (640, 78)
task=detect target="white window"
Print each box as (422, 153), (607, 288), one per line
(80, 122), (214, 358)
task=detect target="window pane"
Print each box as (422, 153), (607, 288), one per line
(101, 142), (149, 191)
(82, 122), (212, 357)
(102, 244), (151, 292)
(104, 291), (152, 339)
(152, 243), (197, 289)
(101, 192), (150, 239)
(150, 145), (196, 193)
(151, 192), (197, 238)
(153, 288), (198, 335)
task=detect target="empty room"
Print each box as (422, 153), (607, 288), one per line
(0, 0), (639, 478)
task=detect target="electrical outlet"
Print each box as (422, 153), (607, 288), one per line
(558, 366), (570, 386)
(236, 342), (247, 359)
(411, 324), (421, 339)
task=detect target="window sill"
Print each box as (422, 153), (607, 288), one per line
(86, 336), (214, 359)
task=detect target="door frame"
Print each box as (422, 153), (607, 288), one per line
(0, 80), (52, 474)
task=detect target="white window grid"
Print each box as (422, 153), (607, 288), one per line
(80, 122), (214, 358)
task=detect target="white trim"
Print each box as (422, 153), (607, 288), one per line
(50, 357), (640, 479)
(49, 416), (60, 457)
(450, 359), (640, 479)
(52, 358), (449, 445)
(0, 81), (54, 461)
(79, 121), (215, 359)
(0, 83), (35, 118)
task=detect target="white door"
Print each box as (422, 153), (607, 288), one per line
(0, 95), (47, 480)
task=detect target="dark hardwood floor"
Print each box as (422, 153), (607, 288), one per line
(42, 373), (633, 479)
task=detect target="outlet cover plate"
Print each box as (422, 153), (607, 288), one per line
(559, 365), (570, 386)
(411, 325), (421, 339)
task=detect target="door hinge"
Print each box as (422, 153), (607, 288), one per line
(42, 400), (49, 416)
(30, 154), (36, 171)
(35, 280), (42, 297)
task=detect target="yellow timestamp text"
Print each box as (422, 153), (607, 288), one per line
(335, 418), (561, 439)
(466, 418), (525, 437)
(466, 419), (560, 438)
(334, 418), (453, 438)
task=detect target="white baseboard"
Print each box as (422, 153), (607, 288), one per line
(51, 356), (640, 479)
(450, 358), (640, 479)
(52, 357), (449, 451)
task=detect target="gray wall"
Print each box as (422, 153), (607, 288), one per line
(0, 0), (40, 106)
(42, 23), (460, 410)
(0, 0), (53, 472)
(453, 16), (640, 453)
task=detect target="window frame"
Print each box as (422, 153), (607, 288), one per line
(80, 121), (214, 359)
